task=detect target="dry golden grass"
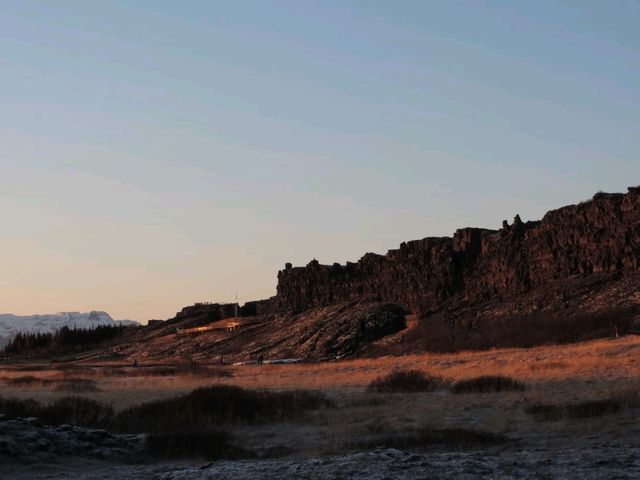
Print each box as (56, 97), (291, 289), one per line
(1, 336), (638, 457)
(1, 336), (639, 406)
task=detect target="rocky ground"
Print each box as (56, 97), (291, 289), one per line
(3, 337), (640, 479)
(2, 443), (639, 479)
(0, 415), (144, 464)
(1, 413), (639, 480)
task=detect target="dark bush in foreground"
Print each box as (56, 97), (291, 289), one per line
(451, 376), (525, 394)
(359, 427), (507, 450)
(367, 370), (446, 393)
(42, 397), (113, 426)
(1, 385), (331, 435)
(0, 396), (113, 428)
(147, 431), (253, 460)
(0, 397), (42, 419)
(115, 386), (331, 433)
(526, 399), (623, 421)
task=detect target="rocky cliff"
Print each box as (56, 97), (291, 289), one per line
(274, 187), (640, 317)
(113, 187), (640, 361)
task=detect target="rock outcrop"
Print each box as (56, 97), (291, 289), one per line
(101, 187), (640, 360)
(274, 188), (640, 316)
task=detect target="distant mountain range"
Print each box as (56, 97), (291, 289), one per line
(0, 311), (139, 348)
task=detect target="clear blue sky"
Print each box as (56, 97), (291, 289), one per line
(1, 1), (638, 321)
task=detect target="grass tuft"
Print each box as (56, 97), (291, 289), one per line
(451, 375), (525, 394)
(367, 369), (446, 393)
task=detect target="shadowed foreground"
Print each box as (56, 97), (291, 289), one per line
(3, 445), (639, 480)
(2, 336), (640, 479)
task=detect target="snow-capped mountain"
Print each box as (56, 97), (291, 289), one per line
(0, 311), (139, 348)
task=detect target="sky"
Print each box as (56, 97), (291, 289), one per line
(0, 1), (638, 322)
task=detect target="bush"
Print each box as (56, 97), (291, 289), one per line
(451, 376), (525, 394)
(43, 397), (114, 427)
(0, 396), (42, 418)
(0, 396), (114, 428)
(115, 386), (331, 433)
(146, 431), (253, 460)
(367, 370), (446, 393)
(358, 427), (507, 450)
(0, 385), (331, 435)
(525, 399), (623, 421)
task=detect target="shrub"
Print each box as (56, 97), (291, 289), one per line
(146, 431), (253, 460)
(40, 397), (114, 427)
(451, 376), (525, 394)
(0, 394), (261, 460)
(526, 399), (623, 421)
(358, 427), (507, 450)
(114, 386), (331, 433)
(0, 396), (42, 418)
(0, 386), (331, 436)
(367, 370), (446, 393)
(0, 395), (113, 428)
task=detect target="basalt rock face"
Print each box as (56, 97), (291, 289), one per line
(275, 187), (640, 316)
(87, 187), (640, 362)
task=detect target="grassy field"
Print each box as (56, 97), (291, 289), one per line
(1, 335), (639, 459)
